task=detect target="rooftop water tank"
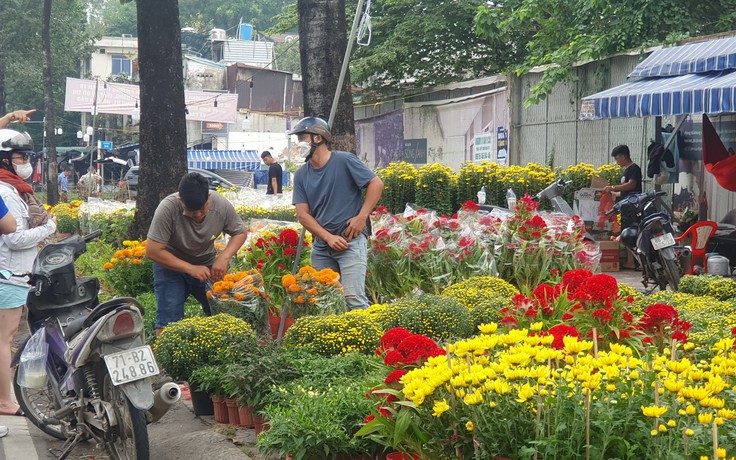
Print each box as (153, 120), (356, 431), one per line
(239, 23), (253, 41)
(209, 28), (226, 41)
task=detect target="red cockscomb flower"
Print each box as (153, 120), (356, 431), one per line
(580, 274), (619, 303)
(640, 304), (679, 333)
(561, 269), (594, 294)
(547, 324), (581, 349)
(279, 228), (301, 247)
(385, 369), (408, 384)
(461, 200), (480, 212)
(592, 308), (613, 324)
(380, 327), (413, 350)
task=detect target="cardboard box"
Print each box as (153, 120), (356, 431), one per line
(590, 175), (610, 189)
(598, 240), (620, 272)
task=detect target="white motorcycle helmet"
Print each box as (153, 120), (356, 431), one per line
(0, 129), (34, 156)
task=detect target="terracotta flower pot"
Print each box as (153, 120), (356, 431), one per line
(224, 397), (240, 425)
(211, 395), (229, 424)
(385, 453), (419, 460)
(238, 404), (255, 428)
(268, 313), (294, 340)
(253, 414), (269, 435)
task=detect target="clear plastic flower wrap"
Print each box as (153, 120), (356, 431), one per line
(282, 266), (346, 318)
(207, 270), (269, 335)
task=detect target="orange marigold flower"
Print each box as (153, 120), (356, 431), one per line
(123, 249), (133, 257)
(234, 292), (246, 301)
(288, 284), (304, 293)
(114, 250), (125, 259)
(206, 291), (214, 299)
(308, 298), (317, 304)
(220, 294), (230, 301)
(103, 262), (114, 270)
(282, 274), (296, 288)
(294, 295), (305, 304)
(132, 259), (142, 265)
(307, 287), (319, 296)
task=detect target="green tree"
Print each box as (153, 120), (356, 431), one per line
(0, 0), (92, 161)
(88, 0), (138, 36)
(178, 0), (296, 34)
(128, 0), (188, 238)
(475, 0), (736, 105)
(273, 40), (301, 74)
(297, 0), (356, 151)
(349, 0), (514, 93)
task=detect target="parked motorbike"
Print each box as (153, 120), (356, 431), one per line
(606, 190), (682, 291)
(4, 231), (179, 460)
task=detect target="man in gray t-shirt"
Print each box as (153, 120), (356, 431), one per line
(290, 117), (383, 310)
(146, 172), (246, 333)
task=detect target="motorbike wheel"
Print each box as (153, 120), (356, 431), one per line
(101, 371), (149, 460)
(661, 255), (681, 291)
(12, 365), (65, 440)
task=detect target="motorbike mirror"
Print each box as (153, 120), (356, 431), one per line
(0, 270), (12, 280)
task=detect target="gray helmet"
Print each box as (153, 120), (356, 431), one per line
(0, 129), (34, 153)
(288, 117), (332, 143)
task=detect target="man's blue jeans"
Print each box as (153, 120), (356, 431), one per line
(310, 234), (370, 310)
(153, 262), (211, 329)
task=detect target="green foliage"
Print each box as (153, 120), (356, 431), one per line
(475, 0), (736, 104)
(218, 343), (301, 407)
(378, 295), (473, 341)
(415, 163), (455, 216)
(679, 274), (736, 301)
(283, 313), (382, 356)
(154, 314), (256, 382)
(136, 292), (205, 345)
(103, 240), (153, 297)
(470, 297), (509, 331)
(377, 162), (418, 214)
(75, 240), (115, 281)
(81, 210), (135, 246)
(258, 377), (379, 459)
(1, 0), (93, 147)
(348, 0), (515, 93)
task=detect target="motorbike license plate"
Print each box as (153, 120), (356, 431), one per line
(104, 346), (159, 386)
(651, 232), (676, 250)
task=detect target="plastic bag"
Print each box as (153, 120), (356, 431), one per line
(18, 327), (48, 389)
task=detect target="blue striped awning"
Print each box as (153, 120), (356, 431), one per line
(187, 150), (261, 170)
(580, 70), (736, 119)
(629, 37), (736, 78)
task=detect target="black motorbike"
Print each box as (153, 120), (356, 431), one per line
(606, 190), (682, 291)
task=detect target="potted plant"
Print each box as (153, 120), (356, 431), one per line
(154, 314), (256, 415)
(189, 365), (229, 423)
(220, 342), (301, 431)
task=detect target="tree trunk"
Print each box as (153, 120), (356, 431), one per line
(0, 51), (6, 116)
(297, 0), (355, 152)
(129, 0), (188, 239)
(42, 0), (58, 205)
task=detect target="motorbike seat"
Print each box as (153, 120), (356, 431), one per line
(64, 316), (88, 339)
(82, 297), (144, 328)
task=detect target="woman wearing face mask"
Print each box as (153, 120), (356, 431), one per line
(0, 129), (56, 423)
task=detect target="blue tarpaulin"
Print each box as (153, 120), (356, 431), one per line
(581, 37), (736, 120)
(187, 150), (260, 171)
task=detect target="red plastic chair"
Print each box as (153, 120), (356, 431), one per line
(674, 220), (718, 274)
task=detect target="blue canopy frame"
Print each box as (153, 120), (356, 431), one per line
(187, 149), (261, 171)
(581, 37), (736, 120)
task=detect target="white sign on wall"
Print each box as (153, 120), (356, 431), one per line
(474, 132), (493, 162)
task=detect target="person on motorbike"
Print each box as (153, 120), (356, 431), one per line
(604, 144), (643, 270)
(0, 129), (57, 425)
(146, 172), (247, 335)
(0, 196), (16, 234)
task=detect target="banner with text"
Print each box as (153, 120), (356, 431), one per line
(64, 77), (238, 124)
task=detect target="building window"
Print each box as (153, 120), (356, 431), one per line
(111, 54), (132, 76)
